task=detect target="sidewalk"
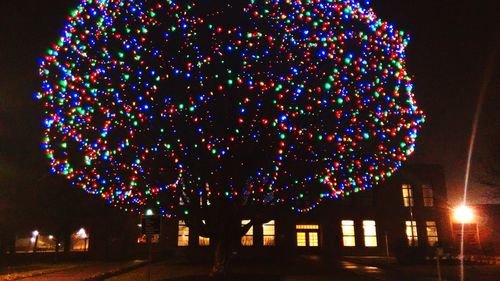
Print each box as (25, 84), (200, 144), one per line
(342, 256), (500, 281)
(0, 263), (84, 281)
(0, 260), (146, 281)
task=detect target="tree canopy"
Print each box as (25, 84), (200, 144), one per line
(37, 0), (424, 217)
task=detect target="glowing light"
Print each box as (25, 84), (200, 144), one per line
(77, 228), (88, 239)
(37, 0), (424, 215)
(453, 205), (474, 224)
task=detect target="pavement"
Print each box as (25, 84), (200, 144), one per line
(342, 261), (388, 280)
(0, 260), (145, 281)
(2, 256), (499, 281)
(341, 257), (500, 281)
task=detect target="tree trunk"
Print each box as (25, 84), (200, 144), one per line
(209, 217), (254, 279)
(207, 201), (242, 279)
(187, 197), (257, 278)
(211, 238), (233, 279)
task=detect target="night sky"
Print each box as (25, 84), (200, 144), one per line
(1, 0), (499, 206)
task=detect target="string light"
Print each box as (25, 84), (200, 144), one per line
(37, 0), (424, 215)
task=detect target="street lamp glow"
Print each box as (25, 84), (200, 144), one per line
(32, 230), (39, 237)
(453, 205), (474, 223)
(77, 228), (88, 239)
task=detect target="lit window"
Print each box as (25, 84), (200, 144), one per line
(296, 232), (307, 247)
(363, 220), (377, 247)
(199, 236), (210, 247)
(263, 220), (275, 246)
(422, 185), (434, 207)
(402, 184), (414, 207)
(308, 232), (319, 247)
(137, 234), (159, 244)
(241, 220), (253, 246)
(296, 224), (319, 230)
(15, 233), (61, 253)
(295, 225), (319, 247)
(405, 221), (418, 246)
(71, 228), (89, 252)
(341, 220), (356, 247)
(426, 221), (438, 246)
(177, 220), (189, 247)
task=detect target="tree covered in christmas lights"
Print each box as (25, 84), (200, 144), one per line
(38, 0), (424, 274)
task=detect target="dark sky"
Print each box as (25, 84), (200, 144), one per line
(1, 0), (498, 206)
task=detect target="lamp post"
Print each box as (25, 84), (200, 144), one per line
(48, 235), (54, 251)
(453, 205), (479, 281)
(453, 205), (481, 248)
(144, 209), (154, 281)
(31, 230), (39, 253)
(77, 228), (88, 252)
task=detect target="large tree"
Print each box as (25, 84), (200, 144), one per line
(37, 0), (424, 276)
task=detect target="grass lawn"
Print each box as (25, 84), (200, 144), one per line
(105, 259), (374, 281)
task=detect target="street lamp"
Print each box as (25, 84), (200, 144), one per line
(31, 230), (39, 253)
(77, 228), (88, 239)
(453, 205), (474, 224)
(145, 209), (154, 216)
(77, 228), (88, 251)
(453, 205), (479, 281)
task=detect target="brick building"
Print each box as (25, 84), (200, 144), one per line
(151, 164), (453, 261)
(451, 204), (500, 257)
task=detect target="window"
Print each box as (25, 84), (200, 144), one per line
(241, 220), (253, 246)
(296, 225), (319, 247)
(308, 232), (319, 247)
(263, 220), (276, 246)
(452, 223), (479, 245)
(199, 236), (210, 246)
(137, 234), (159, 244)
(363, 220), (377, 247)
(15, 232), (62, 253)
(297, 232), (307, 247)
(341, 220), (356, 247)
(422, 185), (434, 207)
(402, 184), (414, 207)
(177, 220), (189, 247)
(426, 221), (438, 246)
(296, 225), (320, 230)
(71, 228), (89, 252)
(405, 221), (418, 246)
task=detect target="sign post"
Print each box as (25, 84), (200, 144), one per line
(142, 213), (161, 281)
(436, 246), (443, 281)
